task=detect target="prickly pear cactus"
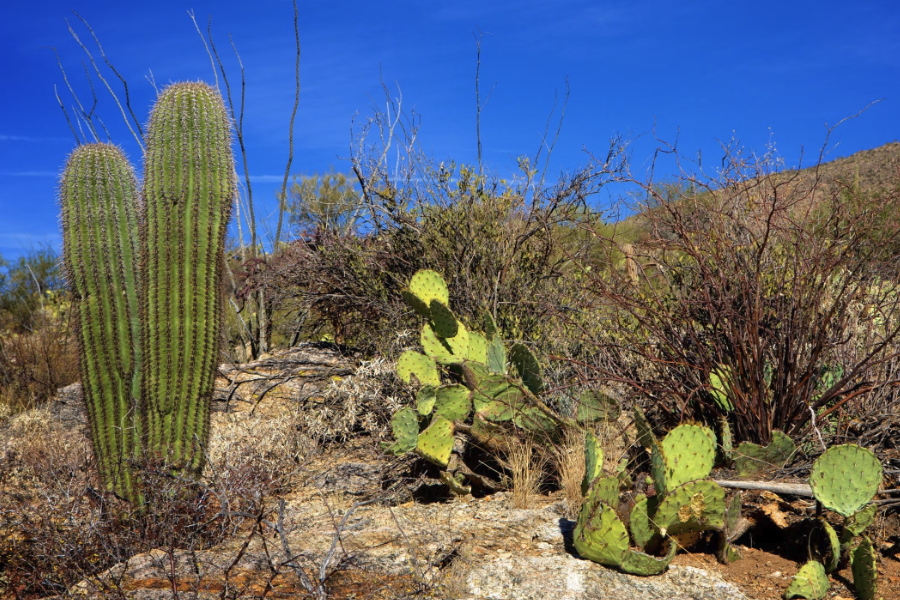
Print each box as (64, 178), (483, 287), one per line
(633, 406), (658, 450)
(573, 497), (630, 567)
(810, 444), (882, 518)
(653, 480), (726, 537)
(734, 430), (796, 476)
(851, 536), (878, 600)
(629, 495), (661, 551)
(709, 365), (734, 412)
(382, 407), (418, 455)
(784, 560), (830, 600)
(582, 431), (604, 496)
(619, 542), (677, 576)
(660, 423), (717, 489)
(388, 269), (568, 493)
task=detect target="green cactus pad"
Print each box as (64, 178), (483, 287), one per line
(483, 310), (498, 340)
(429, 300), (459, 338)
(725, 493), (742, 533)
(650, 442), (668, 496)
(630, 495), (661, 550)
(396, 351), (440, 387)
(408, 269), (449, 309)
(810, 444), (882, 518)
(383, 407), (418, 455)
(846, 504), (878, 538)
(587, 476), (621, 509)
(851, 536), (877, 600)
(513, 407), (558, 436)
(416, 385), (438, 415)
(487, 336), (506, 373)
(719, 416), (733, 464)
(416, 416), (454, 466)
(619, 541), (676, 576)
(815, 518), (840, 573)
(573, 500), (630, 567)
(466, 331), (488, 364)
(443, 320), (471, 358)
(477, 385), (525, 422)
(654, 480), (726, 537)
(433, 384), (472, 422)
(734, 430), (797, 476)
(575, 390), (621, 423)
(401, 290), (432, 319)
(661, 423), (717, 488)
(633, 406), (658, 449)
(440, 470), (472, 495)
(582, 431), (604, 496)
(509, 343), (544, 395)
(709, 365), (734, 411)
(466, 368), (512, 411)
(784, 560), (829, 600)
(421, 323), (459, 364)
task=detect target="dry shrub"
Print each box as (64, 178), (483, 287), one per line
(295, 356), (409, 446)
(0, 315), (78, 413)
(0, 403), (294, 599)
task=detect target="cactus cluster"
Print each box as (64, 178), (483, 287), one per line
(386, 269), (618, 493)
(60, 82), (234, 503)
(794, 444), (882, 600)
(574, 411), (745, 576)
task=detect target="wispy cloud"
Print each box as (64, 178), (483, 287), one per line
(0, 171), (58, 177)
(0, 134), (68, 143)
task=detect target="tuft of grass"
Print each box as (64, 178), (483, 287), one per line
(505, 434), (548, 510)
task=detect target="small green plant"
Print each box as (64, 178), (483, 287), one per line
(60, 82), (234, 503)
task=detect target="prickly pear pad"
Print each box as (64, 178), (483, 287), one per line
(619, 541), (676, 576)
(633, 406), (658, 450)
(433, 384), (472, 422)
(401, 290), (431, 319)
(486, 336), (506, 373)
(654, 480), (726, 536)
(650, 442), (668, 496)
(573, 499), (629, 567)
(734, 430), (797, 476)
(816, 518), (840, 573)
(846, 503), (878, 537)
(416, 416), (454, 466)
(810, 444), (882, 517)
(661, 423), (717, 488)
(851, 536), (877, 600)
(408, 269), (449, 308)
(384, 407), (418, 455)
(416, 385), (438, 415)
(582, 431), (604, 496)
(396, 351), (440, 387)
(429, 300), (459, 338)
(630, 495), (661, 550)
(421, 323), (458, 364)
(509, 343), (544, 394)
(443, 320), (471, 359)
(785, 560), (830, 600)
(466, 331), (489, 364)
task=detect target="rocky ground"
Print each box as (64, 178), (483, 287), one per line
(2, 344), (899, 599)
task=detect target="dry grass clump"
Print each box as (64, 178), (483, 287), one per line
(553, 428), (586, 519)
(505, 435), (549, 509)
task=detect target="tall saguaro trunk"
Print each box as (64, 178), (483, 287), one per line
(61, 144), (143, 503)
(142, 82), (235, 474)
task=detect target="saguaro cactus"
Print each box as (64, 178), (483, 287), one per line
(60, 81), (234, 501)
(141, 82), (235, 473)
(61, 143), (143, 502)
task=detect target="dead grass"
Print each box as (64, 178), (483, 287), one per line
(554, 428), (586, 519)
(505, 434), (548, 509)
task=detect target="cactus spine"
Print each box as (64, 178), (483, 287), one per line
(61, 144), (143, 502)
(61, 82), (234, 500)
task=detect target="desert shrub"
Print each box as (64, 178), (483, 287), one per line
(0, 249), (78, 412)
(572, 138), (900, 444)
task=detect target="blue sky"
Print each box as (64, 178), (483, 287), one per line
(1, 0), (898, 261)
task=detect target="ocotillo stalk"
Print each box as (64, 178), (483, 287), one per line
(142, 81), (234, 474)
(60, 143), (142, 502)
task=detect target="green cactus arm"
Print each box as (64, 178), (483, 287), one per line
(142, 82), (234, 473)
(61, 143), (142, 502)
